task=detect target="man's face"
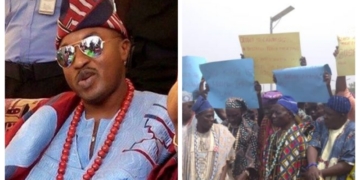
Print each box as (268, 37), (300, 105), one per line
(196, 109), (215, 132)
(252, 109), (258, 122)
(310, 109), (317, 121)
(323, 106), (346, 129)
(59, 27), (130, 104)
(270, 104), (292, 128)
(182, 101), (194, 123)
(263, 104), (274, 118)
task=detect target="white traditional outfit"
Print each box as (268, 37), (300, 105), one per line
(182, 96), (235, 180)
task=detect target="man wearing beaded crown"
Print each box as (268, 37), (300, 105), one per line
(261, 96), (308, 180)
(225, 97), (259, 180)
(5, 0), (175, 179)
(183, 96), (235, 180)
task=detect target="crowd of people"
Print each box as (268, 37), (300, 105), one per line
(182, 53), (355, 180)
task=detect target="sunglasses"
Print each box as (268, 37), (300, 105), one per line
(56, 35), (119, 68)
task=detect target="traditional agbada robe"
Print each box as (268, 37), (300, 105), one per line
(262, 124), (308, 180)
(257, 91), (282, 175)
(225, 98), (259, 180)
(310, 119), (355, 180)
(183, 123), (235, 180)
(5, 91), (175, 179)
(261, 96), (308, 180)
(308, 96), (355, 180)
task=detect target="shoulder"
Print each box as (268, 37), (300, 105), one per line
(132, 91), (168, 107)
(244, 118), (259, 131)
(346, 121), (355, 130)
(345, 121), (355, 138)
(214, 124), (235, 141)
(214, 123), (229, 131)
(22, 91), (78, 121)
(314, 117), (326, 127)
(131, 91), (169, 116)
(291, 125), (308, 142)
(129, 91), (174, 132)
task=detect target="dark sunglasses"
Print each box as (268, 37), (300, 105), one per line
(56, 35), (119, 68)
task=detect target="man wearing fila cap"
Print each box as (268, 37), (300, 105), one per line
(306, 96), (355, 180)
(183, 96), (235, 180)
(5, 0), (175, 179)
(261, 96), (308, 180)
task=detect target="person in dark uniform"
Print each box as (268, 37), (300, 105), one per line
(115, 0), (178, 95)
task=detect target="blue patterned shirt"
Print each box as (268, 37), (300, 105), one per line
(309, 117), (355, 180)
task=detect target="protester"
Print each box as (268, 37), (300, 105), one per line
(183, 96), (235, 180)
(261, 96), (308, 180)
(225, 98), (259, 180)
(257, 90), (283, 174)
(306, 96), (354, 180)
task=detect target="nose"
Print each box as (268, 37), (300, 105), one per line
(271, 112), (276, 119)
(71, 46), (92, 69)
(209, 116), (215, 122)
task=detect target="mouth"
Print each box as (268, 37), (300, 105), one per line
(76, 69), (97, 89)
(270, 117), (278, 124)
(206, 120), (214, 126)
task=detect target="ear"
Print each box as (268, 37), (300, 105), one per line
(286, 111), (293, 118)
(118, 39), (131, 63)
(195, 114), (200, 119)
(340, 113), (348, 119)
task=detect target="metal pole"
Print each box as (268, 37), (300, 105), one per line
(270, 19), (273, 91)
(268, 6), (294, 91)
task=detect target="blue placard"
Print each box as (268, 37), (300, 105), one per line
(199, 58), (259, 109)
(182, 56), (207, 93)
(274, 64), (332, 103)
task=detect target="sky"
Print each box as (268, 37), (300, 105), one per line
(182, 0), (356, 91)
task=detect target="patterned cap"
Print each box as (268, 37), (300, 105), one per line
(183, 91), (193, 103)
(262, 90), (282, 106)
(56, 0), (128, 49)
(262, 90), (283, 99)
(192, 96), (213, 115)
(326, 96), (351, 114)
(277, 95), (298, 114)
(225, 97), (248, 110)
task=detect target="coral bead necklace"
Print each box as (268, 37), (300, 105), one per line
(56, 79), (134, 180)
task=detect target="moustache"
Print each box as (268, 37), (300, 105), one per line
(76, 68), (97, 82)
